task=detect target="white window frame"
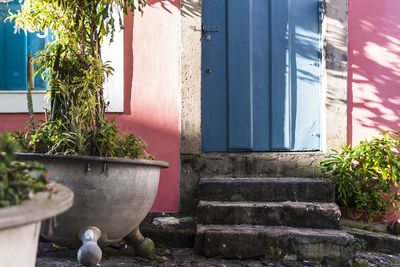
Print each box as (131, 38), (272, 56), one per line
(0, 11), (124, 113)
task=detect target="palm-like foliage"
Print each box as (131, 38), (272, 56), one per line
(8, 0), (151, 158)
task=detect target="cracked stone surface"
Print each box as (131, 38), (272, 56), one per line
(197, 200), (341, 229)
(35, 242), (400, 267)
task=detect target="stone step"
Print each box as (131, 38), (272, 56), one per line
(194, 224), (355, 266)
(139, 213), (197, 248)
(343, 226), (400, 255)
(199, 178), (334, 202)
(197, 200), (340, 229)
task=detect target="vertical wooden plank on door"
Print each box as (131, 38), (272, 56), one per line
(227, 0), (253, 150)
(270, 0), (291, 150)
(291, 0), (321, 150)
(269, 0), (321, 151)
(251, 0), (270, 151)
(202, 0), (228, 151)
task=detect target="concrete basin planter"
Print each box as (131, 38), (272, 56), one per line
(0, 182), (73, 267)
(15, 153), (169, 266)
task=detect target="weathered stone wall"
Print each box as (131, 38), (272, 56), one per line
(323, 0), (348, 150)
(181, 0), (202, 155)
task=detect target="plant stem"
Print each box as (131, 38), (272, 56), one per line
(27, 54), (36, 129)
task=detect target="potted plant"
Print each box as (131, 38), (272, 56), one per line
(6, 1), (169, 266)
(319, 130), (400, 223)
(0, 133), (73, 267)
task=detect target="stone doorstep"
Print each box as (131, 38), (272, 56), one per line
(139, 214), (400, 262)
(341, 218), (388, 233)
(180, 152), (325, 178)
(343, 226), (400, 255)
(199, 177), (335, 203)
(198, 200), (341, 229)
(139, 213), (197, 248)
(341, 218), (400, 254)
(194, 224), (355, 266)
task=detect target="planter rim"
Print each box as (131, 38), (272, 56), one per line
(0, 182), (73, 231)
(15, 152), (169, 168)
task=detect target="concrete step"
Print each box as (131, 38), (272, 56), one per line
(199, 178), (334, 202)
(197, 200), (341, 229)
(139, 213), (197, 248)
(343, 226), (400, 254)
(194, 224), (355, 266)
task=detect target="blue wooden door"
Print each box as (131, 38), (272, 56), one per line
(0, 0), (50, 91)
(202, 0), (321, 152)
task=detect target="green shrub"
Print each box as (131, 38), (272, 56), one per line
(13, 119), (153, 159)
(319, 130), (400, 220)
(0, 133), (48, 207)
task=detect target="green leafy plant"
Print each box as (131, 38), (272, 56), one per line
(0, 133), (48, 207)
(13, 119), (153, 159)
(355, 259), (368, 267)
(319, 130), (400, 221)
(354, 237), (367, 251)
(7, 0), (152, 159)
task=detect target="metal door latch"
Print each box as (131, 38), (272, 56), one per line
(202, 25), (218, 34)
(309, 62), (320, 67)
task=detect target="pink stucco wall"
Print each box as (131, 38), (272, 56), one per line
(348, 0), (400, 144)
(121, 0), (180, 213)
(0, 0), (180, 213)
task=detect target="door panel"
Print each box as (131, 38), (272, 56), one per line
(201, 0), (228, 152)
(251, 0), (270, 151)
(270, 0), (291, 150)
(227, 0), (253, 150)
(290, 0), (321, 150)
(202, 0), (321, 152)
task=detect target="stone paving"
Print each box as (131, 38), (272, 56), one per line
(35, 242), (400, 267)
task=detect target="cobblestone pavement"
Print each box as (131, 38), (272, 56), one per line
(35, 242), (400, 267)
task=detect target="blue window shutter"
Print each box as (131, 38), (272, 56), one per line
(0, 7), (6, 90)
(6, 16), (28, 90)
(27, 30), (50, 90)
(0, 0), (48, 91)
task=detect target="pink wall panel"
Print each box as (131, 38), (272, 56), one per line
(120, 0), (180, 212)
(348, 0), (400, 144)
(0, 0), (181, 213)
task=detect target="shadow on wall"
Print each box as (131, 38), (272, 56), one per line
(146, 0), (180, 14)
(348, 0), (400, 144)
(112, 115), (180, 213)
(180, 0), (201, 18)
(123, 0), (181, 115)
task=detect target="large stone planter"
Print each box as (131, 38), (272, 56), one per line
(16, 153), (169, 266)
(0, 183), (73, 267)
